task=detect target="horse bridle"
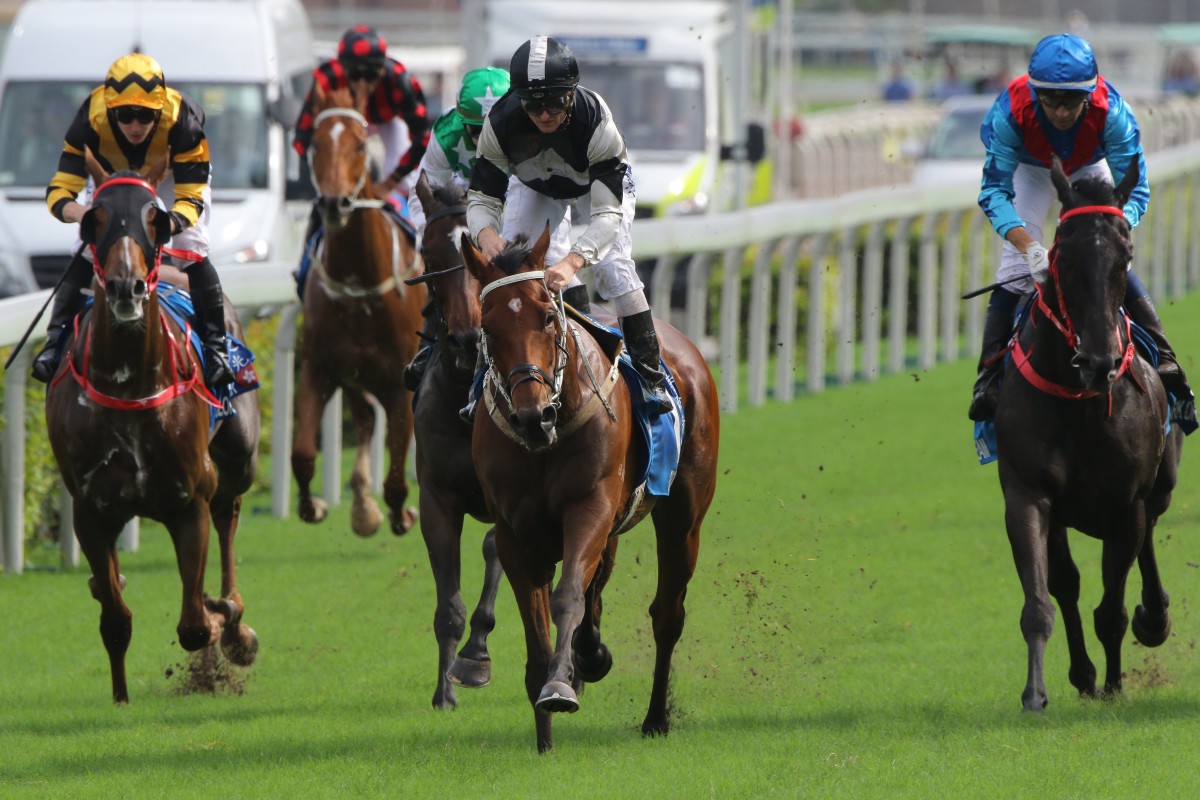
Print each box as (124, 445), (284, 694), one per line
(308, 108), (388, 214)
(88, 176), (166, 292)
(479, 271), (569, 414)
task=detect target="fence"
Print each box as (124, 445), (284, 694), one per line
(5, 140), (1200, 574)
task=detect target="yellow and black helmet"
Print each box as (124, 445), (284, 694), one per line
(103, 53), (168, 110)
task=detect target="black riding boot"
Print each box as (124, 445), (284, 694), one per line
(30, 252), (91, 384)
(562, 284), (591, 315)
(967, 304), (1016, 422)
(295, 202), (322, 299)
(403, 299), (438, 391)
(1127, 293), (1197, 430)
(622, 310), (673, 417)
(185, 257), (235, 387)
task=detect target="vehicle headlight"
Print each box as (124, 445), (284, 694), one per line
(233, 240), (270, 263)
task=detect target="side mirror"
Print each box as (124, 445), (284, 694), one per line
(745, 122), (766, 164)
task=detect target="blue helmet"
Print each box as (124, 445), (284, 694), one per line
(1027, 34), (1098, 93)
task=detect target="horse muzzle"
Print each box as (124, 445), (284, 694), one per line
(508, 403), (558, 451)
(1072, 349), (1121, 392)
(318, 195), (354, 230)
(106, 278), (149, 324)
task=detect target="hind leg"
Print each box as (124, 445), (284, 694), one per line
(1132, 525), (1171, 647)
(1046, 523), (1097, 696)
(343, 389), (384, 537)
(75, 508), (133, 703)
(292, 364), (335, 524)
(450, 527), (503, 689)
(382, 390), (417, 534)
(419, 482), (470, 709)
(208, 491), (259, 667)
(1093, 508), (1144, 696)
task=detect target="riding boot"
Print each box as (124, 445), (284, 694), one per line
(458, 349), (485, 424)
(967, 304), (1016, 422)
(403, 298), (438, 391)
(295, 202), (322, 300)
(1127, 293), (1198, 431)
(185, 257), (236, 387)
(621, 310), (673, 417)
(562, 284), (591, 316)
(30, 252), (91, 384)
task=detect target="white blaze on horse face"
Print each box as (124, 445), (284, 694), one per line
(449, 224), (469, 252)
(508, 297), (522, 314)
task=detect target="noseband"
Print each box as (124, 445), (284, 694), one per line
(479, 270), (568, 414)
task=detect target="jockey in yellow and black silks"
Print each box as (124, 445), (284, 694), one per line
(34, 53), (235, 388)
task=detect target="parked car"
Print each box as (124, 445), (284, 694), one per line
(909, 94), (993, 188)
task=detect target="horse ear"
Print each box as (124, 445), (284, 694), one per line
(1049, 156), (1072, 204)
(461, 231), (490, 283)
(83, 146), (110, 187)
(1114, 160), (1140, 208)
(143, 201), (173, 246)
(530, 223), (552, 270)
(79, 206), (100, 245)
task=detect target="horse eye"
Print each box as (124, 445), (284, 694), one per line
(544, 311), (555, 328)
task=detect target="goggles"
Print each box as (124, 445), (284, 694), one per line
(346, 64), (385, 82)
(520, 91), (571, 116)
(114, 106), (159, 125)
(1038, 91), (1088, 111)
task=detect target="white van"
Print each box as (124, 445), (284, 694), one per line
(0, 0), (316, 297)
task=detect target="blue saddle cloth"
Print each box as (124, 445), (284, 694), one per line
(294, 204), (416, 301)
(974, 309), (1174, 465)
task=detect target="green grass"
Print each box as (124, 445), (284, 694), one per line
(5, 293), (1200, 798)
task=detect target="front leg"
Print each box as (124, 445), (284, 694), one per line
(292, 364), (335, 524)
(1003, 489), (1054, 712)
(1094, 507), (1144, 695)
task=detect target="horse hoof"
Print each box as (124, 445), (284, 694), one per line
(221, 625), (259, 666)
(390, 506), (418, 536)
(535, 681), (580, 714)
(299, 497), (328, 524)
(1132, 604), (1172, 647)
(351, 501), (383, 538)
(448, 656), (491, 688)
(574, 643), (612, 683)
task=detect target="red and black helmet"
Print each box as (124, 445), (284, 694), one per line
(337, 25), (387, 69)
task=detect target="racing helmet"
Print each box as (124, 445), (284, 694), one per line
(456, 67), (511, 125)
(510, 36), (579, 99)
(1027, 34), (1098, 93)
(103, 53), (168, 110)
(337, 25), (388, 68)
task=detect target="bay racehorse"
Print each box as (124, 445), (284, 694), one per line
(44, 155), (260, 703)
(293, 85), (425, 536)
(462, 226), (720, 752)
(995, 157), (1182, 711)
(401, 173), (505, 709)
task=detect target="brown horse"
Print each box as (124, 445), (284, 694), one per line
(293, 85), (425, 536)
(461, 227), (720, 752)
(44, 157), (260, 703)
(404, 173), (504, 709)
(995, 159), (1182, 710)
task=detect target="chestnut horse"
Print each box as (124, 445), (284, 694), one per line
(995, 159), (1182, 711)
(461, 227), (720, 752)
(403, 173), (504, 709)
(44, 159), (260, 703)
(293, 85), (425, 535)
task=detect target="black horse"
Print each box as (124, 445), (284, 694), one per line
(995, 157), (1182, 711)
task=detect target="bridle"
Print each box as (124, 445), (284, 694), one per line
(1010, 203), (1141, 406)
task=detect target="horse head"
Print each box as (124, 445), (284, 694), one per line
(413, 172), (479, 374)
(79, 148), (172, 325)
(1047, 156), (1137, 393)
(462, 224), (563, 450)
(308, 84), (374, 232)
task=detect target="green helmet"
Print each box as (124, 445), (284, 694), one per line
(455, 67), (510, 126)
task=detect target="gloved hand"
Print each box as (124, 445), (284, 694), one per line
(1024, 242), (1050, 284)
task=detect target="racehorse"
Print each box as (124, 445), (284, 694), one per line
(44, 154), (260, 703)
(995, 157), (1182, 711)
(292, 85), (425, 536)
(461, 226), (720, 752)
(403, 173), (504, 710)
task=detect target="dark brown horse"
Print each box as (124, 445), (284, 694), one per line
(995, 158), (1182, 711)
(44, 157), (260, 703)
(293, 85), (425, 536)
(461, 227), (720, 752)
(404, 173), (504, 709)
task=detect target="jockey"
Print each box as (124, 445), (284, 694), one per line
(971, 33), (1197, 430)
(292, 25), (430, 296)
(401, 66), (576, 391)
(34, 53), (234, 387)
(465, 36), (673, 418)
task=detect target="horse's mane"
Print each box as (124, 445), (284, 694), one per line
(1069, 175), (1119, 206)
(431, 182), (466, 207)
(492, 236), (534, 276)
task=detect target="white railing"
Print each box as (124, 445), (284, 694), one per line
(5, 141), (1200, 574)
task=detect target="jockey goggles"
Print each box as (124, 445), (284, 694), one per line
(1038, 90), (1088, 111)
(114, 106), (160, 125)
(520, 90), (571, 116)
(346, 63), (384, 82)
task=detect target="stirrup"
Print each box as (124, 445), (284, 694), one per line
(458, 398), (476, 425)
(203, 346), (235, 387)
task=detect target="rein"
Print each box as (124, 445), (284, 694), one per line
(1013, 203), (1141, 411)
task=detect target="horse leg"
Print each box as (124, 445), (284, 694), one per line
(1094, 510), (1144, 696)
(450, 526), (502, 689)
(1045, 523), (1097, 696)
(75, 511), (133, 703)
(343, 389), (384, 537)
(292, 366), (334, 524)
(382, 392), (418, 535)
(495, 524), (556, 753)
(1132, 523), (1172, 647)
(1003, 495), (1053, 711)
(167, 499), (222, 653)
(572, 537), (618, 685)
(208, 491), (259, 667)
(418, 483), (470, 709)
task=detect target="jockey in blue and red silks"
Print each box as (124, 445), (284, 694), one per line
(969, 33), (1196, 431)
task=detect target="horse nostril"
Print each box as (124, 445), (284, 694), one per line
(133, 280), (147, 299)
(339, 197), (354, 212)
(541, 406), (557, 428)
